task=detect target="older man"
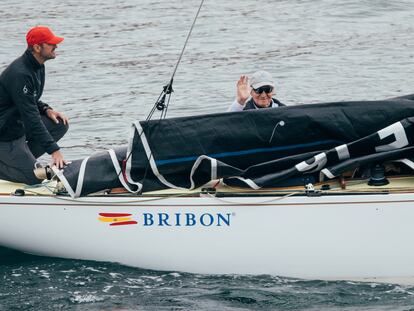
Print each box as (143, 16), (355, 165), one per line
(227, 70), (285, 112)
(0, 26), (69, 184)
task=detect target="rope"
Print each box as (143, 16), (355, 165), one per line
(170, 0), (205, 84)
(146, 0), (205, 120)
(203, 191), (302, 205)
(117, 0), (205, 191)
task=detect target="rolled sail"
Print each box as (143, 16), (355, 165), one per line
(57, 94), (414, 197)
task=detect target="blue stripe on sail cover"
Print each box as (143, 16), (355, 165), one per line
(155, 139), (343, 166)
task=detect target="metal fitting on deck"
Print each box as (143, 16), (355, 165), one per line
(305, 183), (321, 197)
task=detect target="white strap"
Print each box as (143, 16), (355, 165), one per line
(51, 166), (76, 198)
(107, 149), (141, 194)
(320, 168), (335, 179)
(135, 122), (187, 190)
(223, 176), (260, 190)
(74, 156), (90, 198)
(393, 158), (414, 170)
(124, 121), (144, 191)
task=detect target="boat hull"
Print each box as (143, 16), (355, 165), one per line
(0, 192), (413, 281)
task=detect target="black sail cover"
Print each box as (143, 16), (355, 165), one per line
(57, 95), (414, 197)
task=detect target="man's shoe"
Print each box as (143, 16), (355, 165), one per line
(34, 165), (53, 180)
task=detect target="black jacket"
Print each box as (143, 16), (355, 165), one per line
(0, 50), (58, 154)
(243, 98), (285, 110)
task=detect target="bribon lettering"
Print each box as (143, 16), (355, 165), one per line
(142, 212), (232, 227)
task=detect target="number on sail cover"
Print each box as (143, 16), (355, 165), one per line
(375, 122), (409, 152)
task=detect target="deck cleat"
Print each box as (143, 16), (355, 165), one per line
(305, 183), (321, 196)
(368, 164), (389, 186)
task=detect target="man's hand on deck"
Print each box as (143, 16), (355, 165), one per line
(51, 150), (67, 169)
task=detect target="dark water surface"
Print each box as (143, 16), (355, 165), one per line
(1, 0), (414, 310)
(2, 250), (414, 311)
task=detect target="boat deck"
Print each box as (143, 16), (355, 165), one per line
(1, 175), (414, 197)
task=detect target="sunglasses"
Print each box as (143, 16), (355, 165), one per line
(252, 85), (274, 94)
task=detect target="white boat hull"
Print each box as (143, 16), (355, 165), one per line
(1, 191), (413, 281)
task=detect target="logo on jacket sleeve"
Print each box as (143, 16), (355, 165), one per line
(22, 85), (37, 97)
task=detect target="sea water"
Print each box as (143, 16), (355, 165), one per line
(1, 0), (414, 309)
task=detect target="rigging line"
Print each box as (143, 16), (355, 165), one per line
(205, 191), (302, 205)
(118, 109), (165, 187)
(162, 92), (172, 118)
(144, 0), (205, 122)
(148, 0), (205, 119)
(146, 89), (166, 121)
(139, 95), (172, 185)
(147, 0), (205, 120)
(118, 91), (172, 188)
(170, 0), (205, 83)
(138, 95), (171, 189)
(116, 1), (205, 189)
(51, 190), (206, 204)
(131, 92), (171, 190)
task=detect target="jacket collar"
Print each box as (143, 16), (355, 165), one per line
(23, 49), (44, 70)
(251, 98), (276, 109)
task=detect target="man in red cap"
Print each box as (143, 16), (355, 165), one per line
(0, 26), (69, 184)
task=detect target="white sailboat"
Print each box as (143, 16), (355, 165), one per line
(1, 176), (414, 283)
(1, 0), (413, 285)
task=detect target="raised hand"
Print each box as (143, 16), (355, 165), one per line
(236, 75), (251, 105)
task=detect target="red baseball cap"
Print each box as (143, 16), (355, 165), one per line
(26, 26), (64, 46)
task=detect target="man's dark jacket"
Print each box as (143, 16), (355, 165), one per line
(0, 50), (58, 154)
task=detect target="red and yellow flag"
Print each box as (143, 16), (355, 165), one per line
(98, 213), (137, 226)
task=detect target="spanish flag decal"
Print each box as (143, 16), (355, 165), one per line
(98, 213), (137, 226)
